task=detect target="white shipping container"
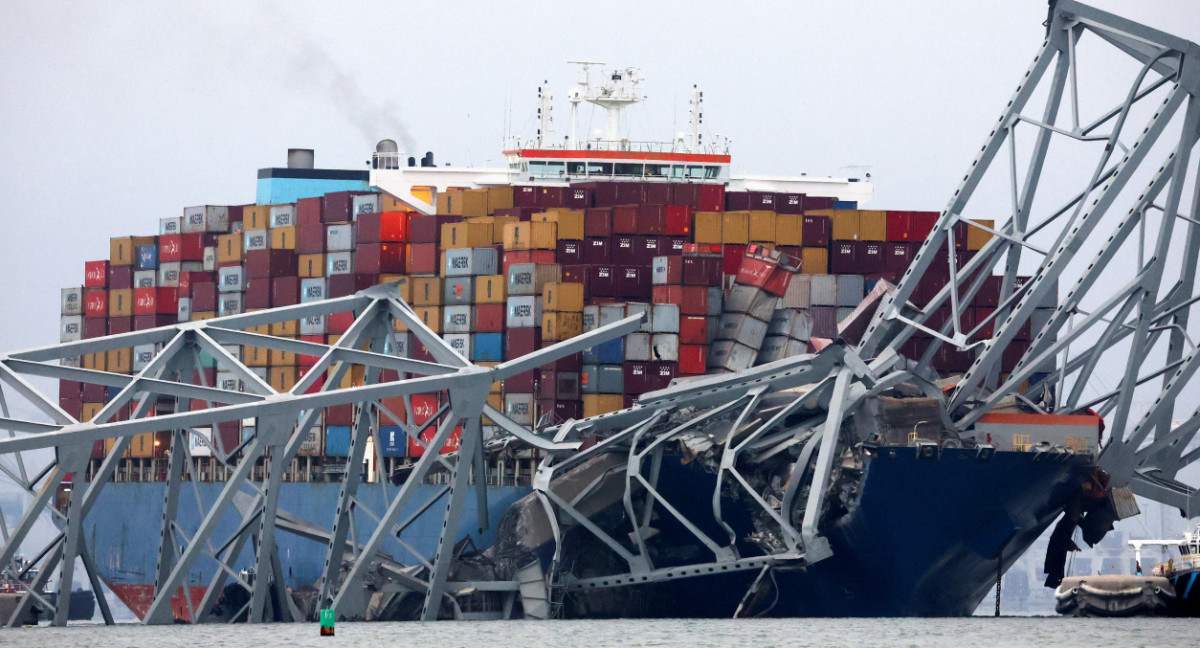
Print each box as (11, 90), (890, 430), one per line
(783, 275), (813, 309)
(327, 224), (353, 251)
(244, 229), (269, 252)
(353, 193), (380, 217)
(60, 316), (82, 343)
(650, 304), (680, 333)
(218, 293), (244, 317)
(505, 393), (534, 426)
(134, 270), (157, 288)
(444, 333), (471, 359)
(582, 305), (599, 332)
(203, 246), (217, 272)
(300, 277), (327, 302)
(625, 302), (653, 333)
(218, 266), (244, 293)
(725, 284), (778, 321)
(326, 251), (353, 275)
(599, 303), (625, 327)
(443, 278), (474, 305)
(183, 205), (230, 233)
(443, 305), (473, 333)
(133, 344), (155, 371)
(757, 336), (809, 364)
(651, 334), (679, 362)
(836, 274), (866, 307)
(269, 204), (296, 228)
(506, 296), (541, 328)
(708, 340), (758, 372)
(716, 313), (769, 349)
(299, 314), (326, 336)
(507, 262), (560, 295)
(707, 287), (724, 316)
(60, 287), (83, 316)
(177, 297), (192, 322)
(390, 333), (408, 358)
(769, 309), (815, 341)
(221, 344), (242, 361)
(445, 247), (499, 277)
(159, 216), (182, 235)
(60, 356), (82, 369)
(216, 370), (241, 393)
(158, 262), (181, 287)
(651, 256), (672, 285)
(810, 275), (838, 307)
(624, 332), (652, 361)
(188, 428), (214, 458)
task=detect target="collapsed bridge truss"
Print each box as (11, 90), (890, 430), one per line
(0, 0), (1199, 626)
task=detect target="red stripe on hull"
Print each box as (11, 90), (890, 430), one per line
(106, 583), (209, 622)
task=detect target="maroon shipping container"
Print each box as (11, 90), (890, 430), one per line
(513, 185), (539, 208)
(777, 193), (805, 214)
(107, 266), (132, 290)
(322, 191), (371, 223)
(407, 243), (438, 275)
(537, 187), (568, 208)
(357, 243), (405, 274)
(612, 236), (637, 266)
(354, 273), (381, 291)
(561, 264), (588, 288)
(623, 362), (650, 394)
(474, 304), (505, 332)
(556, 240), (583, 265)
(583, 207), (612, 237)
(697, 184), (725, 212)
(587, 265), (615, 298)
(245, 249), (297, 279)
(295, 223), (324, 254)
(722, 245), (747, 276)
(654, 257), (682, 285)
(857, 242), (885, 274)
(575, 181), (620, 207)
(617, 182), (644, 204)
(975, 275), (1003, 307)
(84, 317), (106, 339)
(108, 316), (133, 335)
(493, 206), (536, 221)
(134, 314), (175, 330)
(326, 403), (354, 426)
(829, 242), (857, 275)
(637, 204), (666, 234)
(583, 238), (611, 264)
(538, 399), (583, 422)
(192, 282), (217, 312)
(802, 215), (831, 247)
(543, 349), (582, 372)
(59, 379), (82, 401)
(82, 381), (105, 402)
(884, 242), (916, 274)
(227, 205), (245, 227)
(909, 211), (939, 240)
(810, 306), (839, 338)
(613, 205), (639, 234)
(272, 276), (300, 307)
(642, 183), (671, 205)
(565, 186), (592, 209)
(297, 196), (323, 225)
(407, 215), (439, 244)
(614, 265), (651, 298)
(663, 236), (688, 255)
(634, 236), (661, 264)
(681, 255), (723, 286)
(245, 278), (272, 309)
(669, 184), (700, 209)
(806, 196), (835, 210)
(647, 362), (677, 391)
(679, 285), (710, 316)
(327, 274), (357, 298)
(725, 191), (752, 211)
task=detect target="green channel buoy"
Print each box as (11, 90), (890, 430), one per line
(320, 608), (335, 636)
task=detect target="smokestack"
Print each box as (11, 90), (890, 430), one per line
(288, 148), (315, 169)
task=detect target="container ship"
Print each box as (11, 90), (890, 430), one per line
(48, 63), (1104, 622)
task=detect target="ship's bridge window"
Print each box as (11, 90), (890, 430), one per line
(645, 164), (668, 177)
(567, 162), (587, 175)
(614, 163), (642, 176)
(686, 165), (706, 178)
(671, 165), (685, 178)
(705, 166), (720, 179)
(587, 162), (612, 176)
(529, 161), (566, 178)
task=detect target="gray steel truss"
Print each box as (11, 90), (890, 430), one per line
(0, 0), (1199, 627)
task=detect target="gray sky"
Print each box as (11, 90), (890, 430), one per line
(0, 0), (1196, 356)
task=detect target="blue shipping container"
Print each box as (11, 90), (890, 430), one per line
(583, 338), (624, 365)
(471, 333), (504, 362)
(136, 245), (159, 271)
(325, 425), (351, 457)
(378, 425), (406, 457)
(832, 200), (858, 210)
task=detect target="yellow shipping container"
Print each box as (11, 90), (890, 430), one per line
(830, 210), (861, 241)
(298, 254), (325, 278)
(543, 282), (584, 312)
(801, 248), (830, 275)
(192, 311), (216, 321)
(542, 312), (583, 341)
(106, 348), (133, 374)
(535, 210), (585, 240)
(269, 346), (297, 367)
(776, 214), (804, 246)
(475, 275), (507, 303)
(83, 352), (106, 372)
(748, 211), (777, 243)
(109, 289), (133, 317)
(437, 189), (466, 216)
(269, 367), (298, 392)
(381, 275), (412, 302)
(441, 222), (493, 249)
(694, 212), (723, 244)
(217, 234), (243, 263)
(462, 189), (489, 217)
(128, 432), (157, 459)
(583, 394), (625, 418)
(109, 236), (143, 266)
(858, 210), (887, 241)
(244, 205), (271, 230)
(270, 320), (299, 336)
(81, 402), (104, 421)
(491, 216), (517, 244)
(503, 221), (557, 250)
(327, 364), (366, 389)
(412, 277), (444, 306)
(379, 194), (409, 212)
(269, 226), (297, 250)
(414, 306), (442, 333)
(487, 186), (514, 212)
(722, 211), (750, 244)
(244, 346), (270, 367)
(967, 219), (995, 250)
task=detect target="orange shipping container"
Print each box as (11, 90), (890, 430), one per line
(128, 432), (158, 458)
(244, 205), (271, 231)
(109, 289), (134, 317)
(414, 306), (442, 333)
(487, 186), (514, 212)
(535, 210), (585, 240)
(299, 254), (325, 278)
(441, 222), (493, 249)
(801, 247), (829, 275)
(83, 352), (107, 372)
(748, 211), (777, 243)
(412, 278), (443, 306)
(583, 394), (624, 418)
(269, 344), (297, 367)
(381, 275), (412, 302)
(462, 189), (489, 217)
(776, 214), (804, 246)
(106, 348), (133, 374)
(109, 237), (143, 266)
(269, 226), (297, 250)
(858, 210), (887, 241)
(327, 365), (366, 389)
(81, 402), (104, 421)
(475, 275), (507, 303)
(503, 221), (557, 250)
(721, 211), (750, 245)
(192, 311), (216, 321)
(694, 212), (723, 244)
(244, 346), (270, 367)
(830, 210), (861, 241)
(543, 282), (585, 312)
(491, 216), (518, 244)
(542, 312), (583, 341)
(217, 234), (243, 263)
(967, 219), (995, 250)
(269, 320), (298, 336)
(269, 367), (298, 392)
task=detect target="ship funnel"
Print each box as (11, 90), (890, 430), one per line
(421, 151), (435, 168)
(287, 148), (315, 169)
(375, 140), (399, 170)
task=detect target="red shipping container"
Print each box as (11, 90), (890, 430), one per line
(178, 271), (211, 295)
(506, 327), (541, 358)
(910, 211), (940, 241)
(298, 335), (324, 368)
(134, 287), (179, 315)
(637, 204), (666, 234)
(885, 211), (913, 242)
(613, 205), (639, 234)
(244, 279), (270, 309)
(972, 307), (996, 338)
(679, 286), (710, 316)
(158, 233), (205, 262)
(84, 261), (109, 288)
(272, 276), (300, 307)
(763, 266), (793, 297)
(669, 184), (701, 209)
(357, 211), (408, 243)
(664, 205), (692, 236)
(84, 289), (108, 318)
(884, 242), (916, 274)
(697, 184), (725, 212)
(297, 223), (326, 254)
(297, 367), (327, 395)
(326, 403), (354, 426)
(857, 242), (885, 274)
(134, 314), (175, 330)
(322, 191), (371, 224)
(108, 316), (133, 335)
(642, 183), (671, 205)
(652, 285), (680, 304)
(410, 423), (462, 457)
(736, 255), (777, 290)
(777, 193), (805, 214)
(801, 215), (831, 247)
(84, 317), (106, 339)
(583, 208), (612, 237)
(723, 245), (747, 276)
(192, 282), (217, 312)
(327, 310), (354, 334)
(245, 249), (297, 279)
(583, 238), (611, 264)
(108, 266), (133, 290)
(556, 239), (583, 265)
(654, 256), (682, 285)
(474, 303), (505, 332)
(327, 274), (356, 298)
(297, 196), (323, 225)
(357, 242), (405, 274)
(406, 243), (438, 275)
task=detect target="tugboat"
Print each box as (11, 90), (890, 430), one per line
(1142, 523), (1200, 616)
